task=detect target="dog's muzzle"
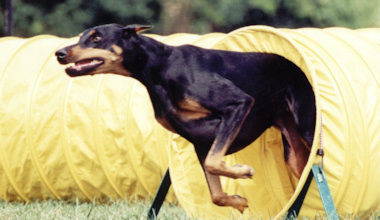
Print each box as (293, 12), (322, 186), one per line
(55, 49), (69, 64)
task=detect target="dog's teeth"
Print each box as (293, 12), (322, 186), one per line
(65, 59), (102, 73)
(91, 59), (102, 64)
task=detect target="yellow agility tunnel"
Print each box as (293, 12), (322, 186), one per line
(0, 35), (172, 202)
(168, 26), (380, 219)
(0, 32), (226, 203)
(0, 33), (224, 203)
(0, 26), (379, 219)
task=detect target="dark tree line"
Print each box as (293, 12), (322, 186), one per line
(1, 0), (379, 37)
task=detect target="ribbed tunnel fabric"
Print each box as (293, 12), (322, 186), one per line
(166, 27), (380, 219)
(0, 27), (379, 219)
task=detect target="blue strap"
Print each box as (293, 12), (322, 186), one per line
(149, 166), (339, 219)
(311, 164), (339, 220)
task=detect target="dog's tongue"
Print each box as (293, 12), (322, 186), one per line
(73, 59), (102, 71)
(77, 60), (93, 65)
(66, 58), (104, 75)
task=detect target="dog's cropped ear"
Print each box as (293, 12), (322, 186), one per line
(122, 24), (153, 38)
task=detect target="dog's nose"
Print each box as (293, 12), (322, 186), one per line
(55, 49), (67, 59)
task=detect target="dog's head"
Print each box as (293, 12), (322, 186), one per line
(55, 24), (152, 77)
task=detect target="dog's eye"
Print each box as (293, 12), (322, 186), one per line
(91, 34), (103, 43)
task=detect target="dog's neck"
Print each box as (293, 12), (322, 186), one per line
(123, 35), (173, 87)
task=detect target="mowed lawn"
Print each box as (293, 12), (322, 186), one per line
(0, 199), (189, 220)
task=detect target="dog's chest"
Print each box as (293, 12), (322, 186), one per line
(151, 88), (212, 134)
(156, 117), (176, 133)
(174, 98), (211, 121)
(156, 98), (212, 130)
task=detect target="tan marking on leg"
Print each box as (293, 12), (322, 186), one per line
(204, 170), (248, 213)
(178, 98), (209, 112)
(176, 110), (210, 120)
(284, 134), (310, 178)
(276, 113), (310, 178)
(205, 148), (254, 179)
(156, 116), (176, 133)
(204, 125), (254, 179)
(176, 98), (211, 121)
(204, 100), (254, 179)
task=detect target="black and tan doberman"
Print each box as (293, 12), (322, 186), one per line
(55, 24), (315, 213)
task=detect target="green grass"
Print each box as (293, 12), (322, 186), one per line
(1, 199), (379, 220)
(0, 199), (189, 220)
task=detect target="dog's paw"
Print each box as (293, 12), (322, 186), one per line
(232, 164), (254, 179)
(211, 193), (248, 213)
(231, 195), (248, 213)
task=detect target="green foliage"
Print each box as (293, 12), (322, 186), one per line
(2, 0), (161, 37)
(283, 0), (380, 28)
(0, 0), (379, 37)
(192, 0), (380, 32)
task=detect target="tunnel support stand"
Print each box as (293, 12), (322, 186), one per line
(287, 162), (338, 219)
(147, 168), (171, 220)
(149, 159), (338, 219)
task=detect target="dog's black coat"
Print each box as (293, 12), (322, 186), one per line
(56, 24), (316, 211)
(122, 32), (315, 162)
(56, 23), (315, 169)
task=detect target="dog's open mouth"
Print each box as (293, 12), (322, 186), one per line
(65, 58), (104, 76)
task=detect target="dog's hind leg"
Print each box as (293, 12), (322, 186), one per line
(275, 111), (311, 178)
(204, 96), (255, 179)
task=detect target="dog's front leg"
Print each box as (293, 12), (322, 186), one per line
(204, 96), (254, 179)
(204, 169), (248, 213)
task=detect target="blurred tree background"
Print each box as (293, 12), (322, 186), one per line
(0, 0), (379, 37)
